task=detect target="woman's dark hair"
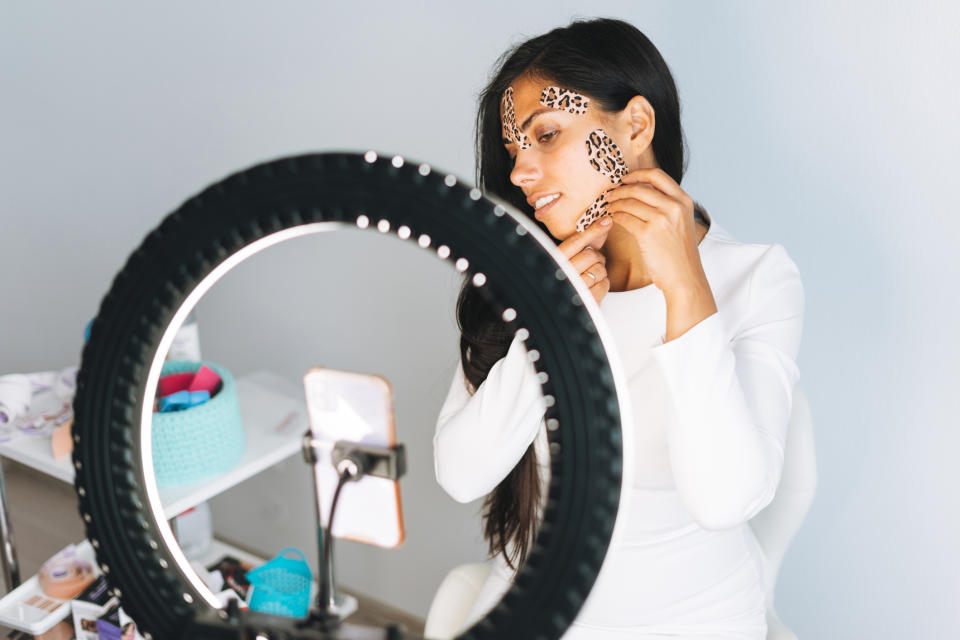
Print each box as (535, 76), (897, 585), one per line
(456, 17), (703, 570)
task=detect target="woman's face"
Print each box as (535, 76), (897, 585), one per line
(501, 75), (635, 241)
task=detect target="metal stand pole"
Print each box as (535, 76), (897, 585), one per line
(303, 432), (358, 625)
(0, 459), (21, 592)
(312, 475), (353, 620)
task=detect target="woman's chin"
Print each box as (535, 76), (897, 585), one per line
(536, 211), (579, 242)
(554, 226), (579, 242)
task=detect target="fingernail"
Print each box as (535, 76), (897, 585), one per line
(600, 217), (612, 226)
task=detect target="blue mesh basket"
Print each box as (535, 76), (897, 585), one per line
(152, 360), (245, 487)
(246, 547), (313, 618)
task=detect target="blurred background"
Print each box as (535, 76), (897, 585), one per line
(1, 1), (958, 637)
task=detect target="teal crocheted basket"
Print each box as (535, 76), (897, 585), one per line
(152, 360), (245, 487)
(246, 547), (313, 618)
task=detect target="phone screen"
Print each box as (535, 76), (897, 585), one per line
(303, 367), (405, 548)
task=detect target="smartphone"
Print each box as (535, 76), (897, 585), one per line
(302, 367), (405, 548)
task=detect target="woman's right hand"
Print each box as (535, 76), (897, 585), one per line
(558, 218), (613, 304)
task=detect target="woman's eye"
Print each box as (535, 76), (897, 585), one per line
(538, 131), (558, 144)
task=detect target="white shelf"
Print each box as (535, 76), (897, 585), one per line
(194, 538), (265, 567)
(0, 434), (72, 483)
(0, 370), (351, 636)
(0, 371), (308, 518)
(0, 538), (276, 635)
(0, 540), (98, 635)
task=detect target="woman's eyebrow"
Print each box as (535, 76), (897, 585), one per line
(519, 108), (554, 133)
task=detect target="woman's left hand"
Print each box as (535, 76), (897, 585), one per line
(604, 168), (708, 297)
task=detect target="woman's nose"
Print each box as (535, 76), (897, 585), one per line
(510, 151), (541, 189)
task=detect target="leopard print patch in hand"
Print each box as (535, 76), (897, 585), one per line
(539, 86), (589, 115)
(575, 188), (615, 232)
(501, 87), (531, 149)
(585, 129), (628, 183)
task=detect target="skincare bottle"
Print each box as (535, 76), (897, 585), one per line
(167, 311), (202, 361)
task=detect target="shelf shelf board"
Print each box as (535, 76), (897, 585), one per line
(0, 371), (308, 518)
(0, 538), (274, 635)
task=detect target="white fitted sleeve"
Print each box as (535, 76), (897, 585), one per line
(433, 333), (548, 504)
(651, 243), (804, 530)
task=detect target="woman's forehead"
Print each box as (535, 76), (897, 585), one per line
(501, 76), (590, 123)
(502, 76), (550, 116)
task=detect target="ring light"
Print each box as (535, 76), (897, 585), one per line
(72, 151), (634, 640)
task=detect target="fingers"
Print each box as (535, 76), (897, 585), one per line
(555, 219), (611, 302)
(563, 242), (607, 292)
(554, 228), (610, 302)
(617, 169), (695, 216)
(587, 269), (610, 305)
(618, 167), (689, 203)
(605, 196), (661, 238)
(570, 249), (607, 292)
(606, 183), (675, 216)
(558, 218), (612, 258)
(568, 246), (605, 272)
(583, 262), (608, 286)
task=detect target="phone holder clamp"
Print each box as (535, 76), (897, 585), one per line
(302, 438), (407, 483)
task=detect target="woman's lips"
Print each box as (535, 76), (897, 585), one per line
(534, 195), (561, 220)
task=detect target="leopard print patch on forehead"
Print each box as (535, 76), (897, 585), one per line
(585, 129), (628, 183)
(501, 87), (531, 149)
(539, 86), (589, 115)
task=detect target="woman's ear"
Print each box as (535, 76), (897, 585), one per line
(624, 94), (656, 154)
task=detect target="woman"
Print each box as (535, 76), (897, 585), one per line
(433, 17), (804, 639)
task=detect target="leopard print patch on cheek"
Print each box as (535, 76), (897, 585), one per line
(575, 187), (616, 232)
(501, 87), (531, 149)
(576, 129), (631, 230)
(585, 129), (628, 183)
(539, 86), (589, 115)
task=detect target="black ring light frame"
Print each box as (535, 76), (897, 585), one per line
(72, 151), (635, 640)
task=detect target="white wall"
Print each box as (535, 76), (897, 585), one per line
(2, 1), (958, 636)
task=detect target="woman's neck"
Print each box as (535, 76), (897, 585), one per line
(602, 220), (710, 293)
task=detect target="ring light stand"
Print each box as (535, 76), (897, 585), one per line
(71, 151), (634, 640)
(302, 435), (407, 626)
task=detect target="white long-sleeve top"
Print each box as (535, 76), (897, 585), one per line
(433, 210), (804, 638)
